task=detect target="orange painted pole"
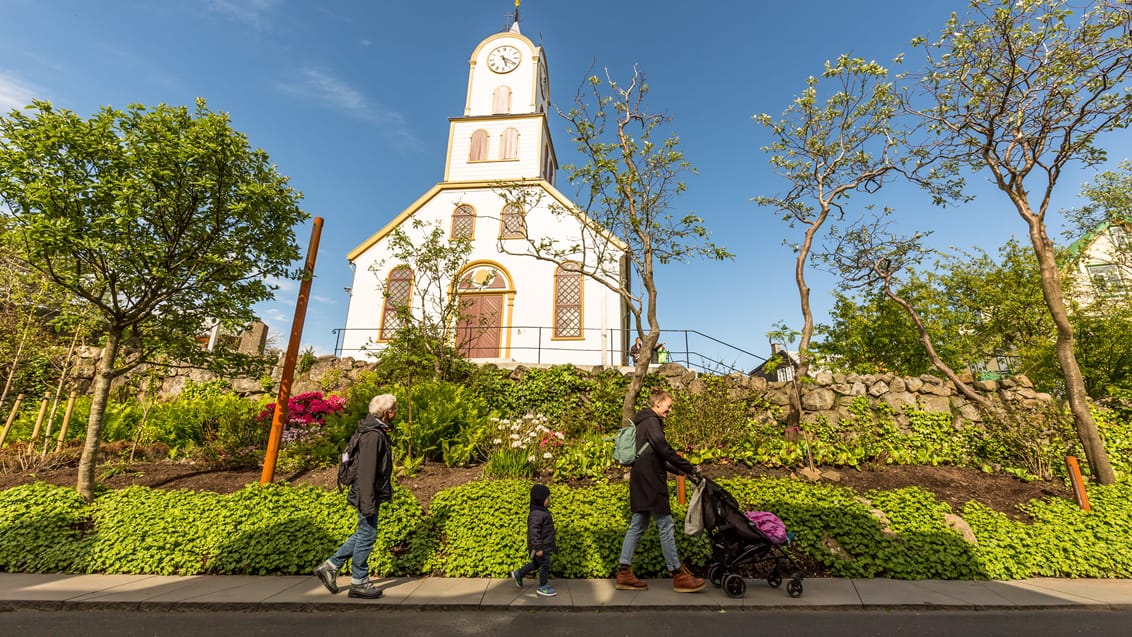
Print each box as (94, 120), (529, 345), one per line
(677, 475), (686, 505)
(261, 217), (323, 486)
(0, 393), (24, 448)
(1065, 456), (1091, 511)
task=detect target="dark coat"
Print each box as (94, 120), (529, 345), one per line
(346, 414), (394, 517)
(526, 505), (557, 554)
(628, 407), (696, 514)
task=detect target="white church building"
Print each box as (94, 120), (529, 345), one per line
(340, 12), (630, 366)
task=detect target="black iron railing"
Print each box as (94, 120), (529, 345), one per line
(330, 326), (766, 375)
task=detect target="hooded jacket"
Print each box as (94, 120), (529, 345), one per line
(628, 406), (696, 514)
(526, 484), (557, 554)
(346, 414), (394, 517)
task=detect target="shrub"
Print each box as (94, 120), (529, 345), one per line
(392, 380), (495, 467)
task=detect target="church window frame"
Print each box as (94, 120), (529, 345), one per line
(451, 204), (476, 240)
(469, 129), (489, 162)
(492, 85), (512, 114)
(379, 265), (413, 342)
(499, 127), (520, 160)
(499, 203), (526, 239)
(553, 261), (584, 339)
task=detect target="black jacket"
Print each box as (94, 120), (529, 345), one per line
(628, 407), (696, 514)
(526, 505), (557, 554)
(346, 414), (394, 516)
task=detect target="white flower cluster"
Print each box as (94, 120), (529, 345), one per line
(487, 413), (564, 467)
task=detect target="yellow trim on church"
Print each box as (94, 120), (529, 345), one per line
(345, 178), (629, 262)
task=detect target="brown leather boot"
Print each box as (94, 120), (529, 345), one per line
(671, 565), (705, 593)
(615, 565), (648, 590)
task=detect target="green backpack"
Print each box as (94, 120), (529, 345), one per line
(612, 418), (650, 466)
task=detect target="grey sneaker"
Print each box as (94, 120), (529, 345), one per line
(511, 570), (524, 588)
(313, 562), (339, 594)
(536, 585), (557, 597)
(348, 580), (383, 599)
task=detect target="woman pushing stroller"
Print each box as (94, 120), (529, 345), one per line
(615, 389), (706, 593)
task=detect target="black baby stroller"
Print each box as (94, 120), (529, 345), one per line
(693, 477), (804, 598)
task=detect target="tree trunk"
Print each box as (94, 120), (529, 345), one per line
(76, 330), (121, 501)
(789, 211), (827, 429)
(622, 332), (659, 425)
(882, 279), (989, 407)
(1025, 222), (1115, 484)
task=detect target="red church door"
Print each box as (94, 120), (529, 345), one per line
(456, 293), (502, 359)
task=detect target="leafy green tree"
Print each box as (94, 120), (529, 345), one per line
(910, 0), (1131, 483)
(815, 289), (938, 375)
(755, 55), (906, 428)
(822, 217), (990, 405)
(499, 67), (732, 424)
(818, 235), (1060, 392)
(369, 218), (475, 383)
(1062, 160), (1132, 396)
(0, 99), (308, 499)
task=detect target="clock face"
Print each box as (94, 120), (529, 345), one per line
(487, 45), (521, 74)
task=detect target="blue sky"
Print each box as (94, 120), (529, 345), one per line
(3, 1), (1129, 363)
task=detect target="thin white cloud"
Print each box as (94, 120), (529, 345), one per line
(0, 71), (41, 112)
(274, 67), (420, 148)
(207, 0), (281, 30)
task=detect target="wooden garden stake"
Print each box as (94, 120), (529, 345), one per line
(54, 391), (78, 453)
(0, 393), (24, 448)
(29, 395), (50, 442)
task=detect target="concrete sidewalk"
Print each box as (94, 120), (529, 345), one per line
(1, 573), (1130, 611)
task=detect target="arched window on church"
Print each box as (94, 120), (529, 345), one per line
(492, 86), (512, 114)
(500, 203), (526, 239)
(469, 129), (489, 161)
(554, 262), (583, 338)
(499, 127), (519, 160)
(451, 204), (475, 239)
(379, 265), (413, 341)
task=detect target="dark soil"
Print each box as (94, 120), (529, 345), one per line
(0, 449), (1071, 520)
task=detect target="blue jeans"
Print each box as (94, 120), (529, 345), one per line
(515, 551), (552, 586)
(328, 507), (379, 583)
(619, 511), (681, 572)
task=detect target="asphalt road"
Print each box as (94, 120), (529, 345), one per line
(1, 609), (1129, 636)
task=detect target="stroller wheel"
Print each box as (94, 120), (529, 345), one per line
(787, 578), (803, 598)
(767, 570), (782, 588)
(722, 573), (746, 598)
(706, 563), (723, 587)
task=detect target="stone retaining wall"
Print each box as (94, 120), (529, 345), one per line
(71, 352), (1053, 427)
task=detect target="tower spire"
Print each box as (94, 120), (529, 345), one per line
(507, 0), (521, 33)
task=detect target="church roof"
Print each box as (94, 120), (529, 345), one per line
(346, 178), (630, 262)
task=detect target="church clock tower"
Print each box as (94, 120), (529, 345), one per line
(444, 6), (557, 185)
(342, 3), (628, 367)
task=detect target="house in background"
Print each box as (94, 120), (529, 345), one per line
(1067, 219), (1131, 303)
(751, 343), (801, 383)
(340, 12), (629, 366)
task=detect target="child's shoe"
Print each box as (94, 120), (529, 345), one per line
(536, 585), (557, 597)
(511, 570), (524, 588)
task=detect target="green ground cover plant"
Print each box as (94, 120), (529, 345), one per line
(3, 477), (1130, 580)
